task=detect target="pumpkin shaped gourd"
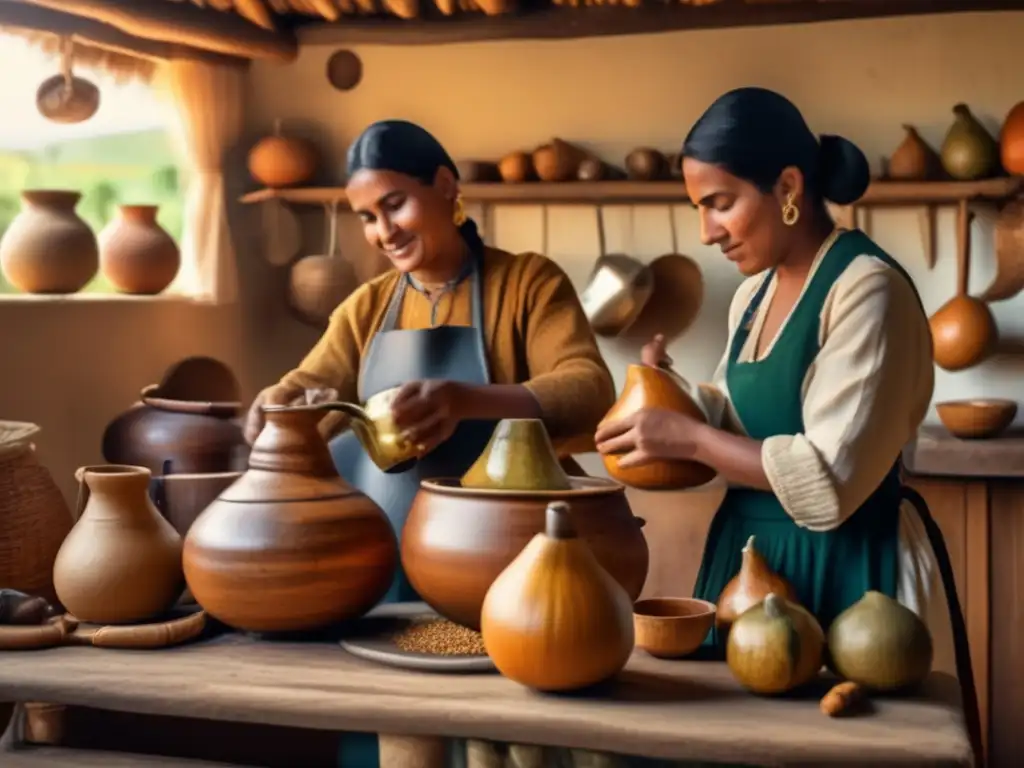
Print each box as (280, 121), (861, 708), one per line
(827, 591), (933, 692)
(480, 501), (634, 691)
(726, 592), (824, 695)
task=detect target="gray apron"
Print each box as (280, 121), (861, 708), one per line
(332, 253), (496, 767)
(329, 253), (496, 601)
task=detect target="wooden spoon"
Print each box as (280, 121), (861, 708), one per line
(929, 200), (998, 372)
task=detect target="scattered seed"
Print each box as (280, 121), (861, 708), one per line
(392, 619), (487, 656)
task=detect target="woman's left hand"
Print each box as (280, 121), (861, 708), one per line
(595, 407), (705, 468)
(390, 380), (466, 455)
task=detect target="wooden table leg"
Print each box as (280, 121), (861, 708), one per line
(379, 733), (447, 768)
(22, 702), (65, 745)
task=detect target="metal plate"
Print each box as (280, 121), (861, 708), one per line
(340, 602), (496, 674)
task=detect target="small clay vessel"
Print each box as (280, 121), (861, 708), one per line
(599, 364), (716, 490)
(481, 501), (634, 691)
(183, 406), (397, 633)
(887, 125), (941, 180)
(828, 590), (933, 692)
(498, 151), (534, 183)
(532, 139), (588, 182)
(715, 535), (798, 631)
(247, 119), (318, 189)
(0, 190), (98, 294)
(940, 104), (1000, 181)
(461, 419), (571, 491)
(625, 148), (668, 181)
(53, 465), (184, 625)
(98, 204), (180, 295)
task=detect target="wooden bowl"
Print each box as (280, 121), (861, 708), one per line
(936, 398), (1017, 439)
(633, 597), (716, 659)
(403, 477), (649, 630)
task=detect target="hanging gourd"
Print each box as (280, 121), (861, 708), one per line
(480, 500), (634, 692)
(827, 591), (933, 692)
(35, 38), (100, 125)
(715, 535), (798, 631)
(726, 592), (824, 695)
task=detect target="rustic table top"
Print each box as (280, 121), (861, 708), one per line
(904, 425), (1024, 479)
(0, 630), (972, 766)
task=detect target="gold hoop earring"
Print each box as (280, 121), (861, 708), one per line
(782, 194), (800, 227)
(452, 195), (467, 227)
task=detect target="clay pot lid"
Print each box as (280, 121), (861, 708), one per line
(419, 476), (624, 499)
(218, 468), (365, 503)
(140, 384), (242, 418)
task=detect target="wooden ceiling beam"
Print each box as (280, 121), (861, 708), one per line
(0, 1), (248, 66)
(14, 0), (296, 61)
(297, 0), (1024, 46)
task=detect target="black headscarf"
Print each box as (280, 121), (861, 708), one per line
(346, 120), (485, 257)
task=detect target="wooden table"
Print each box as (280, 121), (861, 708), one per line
(902, 426), (1024, 766)
(0, 631), (973, 767)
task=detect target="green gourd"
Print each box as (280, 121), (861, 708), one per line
(941, 103), (1000, 181)
(827, 591), (933, 692)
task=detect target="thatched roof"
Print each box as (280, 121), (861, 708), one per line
(1, 0), (1022, 83)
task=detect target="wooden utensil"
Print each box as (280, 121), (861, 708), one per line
(929, 200), (998, 371)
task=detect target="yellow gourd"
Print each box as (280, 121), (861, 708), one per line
(480, 500), (634, 691)
(726, 592), (824, 695)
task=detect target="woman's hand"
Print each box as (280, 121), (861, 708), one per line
(243, 384), (338, 445)
(390, 380), (467, 455)
(595, 407), (706, 468)
(641, 333), (673, 369)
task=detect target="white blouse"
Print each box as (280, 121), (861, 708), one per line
(677, 244), (953, 661)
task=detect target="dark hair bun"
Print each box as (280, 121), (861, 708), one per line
(817, 134), (870, 205)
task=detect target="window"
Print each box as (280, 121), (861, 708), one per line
(0, 37), (187, 296)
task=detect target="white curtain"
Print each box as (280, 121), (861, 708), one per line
(154, 59), (246, 304)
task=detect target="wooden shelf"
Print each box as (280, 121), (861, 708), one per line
(240, 177), (1023, 209)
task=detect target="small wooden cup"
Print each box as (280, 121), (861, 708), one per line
(633, 597), (716, 659)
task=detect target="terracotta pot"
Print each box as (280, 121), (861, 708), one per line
(0, 422), (73, 605)
(248, 119), (318, 189)
(53, 465), (184, 624)
(1000, 101), (1024, 175)
(98, 205), (180, 295)
(599, 364), (717, 490)
(101, 388), (247, 476)
(402, 477), (649, 630)
(0, 190), (97, 294)
(183, 407), (397, 633)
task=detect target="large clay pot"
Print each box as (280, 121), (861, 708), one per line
(0, 422), (73, 604)
(183, 407), (397, 633)
(102, 387), (247, 476)
(402, 477), (649, 630)
(599, 364), (716, 490)
(0, 190), (97, 294)
(98, 205), (180, 295)
(53, 465), (184, 624)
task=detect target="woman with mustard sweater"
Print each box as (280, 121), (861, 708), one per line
(243, 119), (615, 768)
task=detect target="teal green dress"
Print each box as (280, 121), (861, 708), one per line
(688, 229), (982, 765)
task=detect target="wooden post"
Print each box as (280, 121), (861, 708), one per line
(378, 734), (447, 768)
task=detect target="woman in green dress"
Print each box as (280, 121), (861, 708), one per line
(595, 87), (981, 764)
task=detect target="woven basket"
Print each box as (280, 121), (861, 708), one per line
(0, 421), (73, 603)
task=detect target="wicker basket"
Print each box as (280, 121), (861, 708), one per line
(0, 421), (73, 603)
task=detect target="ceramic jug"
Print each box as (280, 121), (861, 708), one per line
(53, 464), (184, 624)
